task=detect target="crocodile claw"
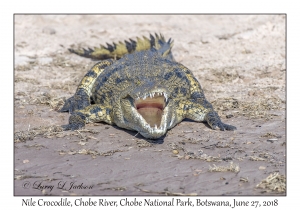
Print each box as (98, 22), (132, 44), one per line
(212, 122), (237, 131)
(206, 112), (236, 131)
(62, 112), (86, 131)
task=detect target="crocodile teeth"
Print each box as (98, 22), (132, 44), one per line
(163, 93), (168, 101)
(135, 91), (169, 102)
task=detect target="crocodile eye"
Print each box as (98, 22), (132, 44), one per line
(164, 72), (173, 80)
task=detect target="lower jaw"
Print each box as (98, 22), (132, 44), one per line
(140, 131), (165, 139)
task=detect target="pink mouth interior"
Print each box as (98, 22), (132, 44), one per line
(134, 94), (165, 127)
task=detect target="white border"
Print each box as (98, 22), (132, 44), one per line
(5, 0), (296, 208)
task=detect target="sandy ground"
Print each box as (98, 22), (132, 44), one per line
(14, 15), (286, 196)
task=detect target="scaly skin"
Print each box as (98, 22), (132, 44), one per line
(60, 34), (236, 139)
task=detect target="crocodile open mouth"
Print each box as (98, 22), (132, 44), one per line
(134, 93), (166, 128)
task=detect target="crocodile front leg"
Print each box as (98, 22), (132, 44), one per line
(184, 99), (236, 131)
(62, 104), (113, 130)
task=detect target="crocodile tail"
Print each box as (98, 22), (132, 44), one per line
(153, 33), (174, 61)
(68, 33), (174, 60)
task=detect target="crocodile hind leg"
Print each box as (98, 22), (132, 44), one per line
(184, 99), (236, 131)
(59, 59), (114, 113)
(62, 104), (113, 130)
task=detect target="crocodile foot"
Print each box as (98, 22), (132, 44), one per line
(59, 89), (90, 113)
(61, 112), (86, 131)
(206, 112), (236, 131)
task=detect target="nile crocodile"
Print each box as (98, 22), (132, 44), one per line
(60, 34), (236, 139)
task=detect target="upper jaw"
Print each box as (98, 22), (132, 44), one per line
(135, 90), (168, 102)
